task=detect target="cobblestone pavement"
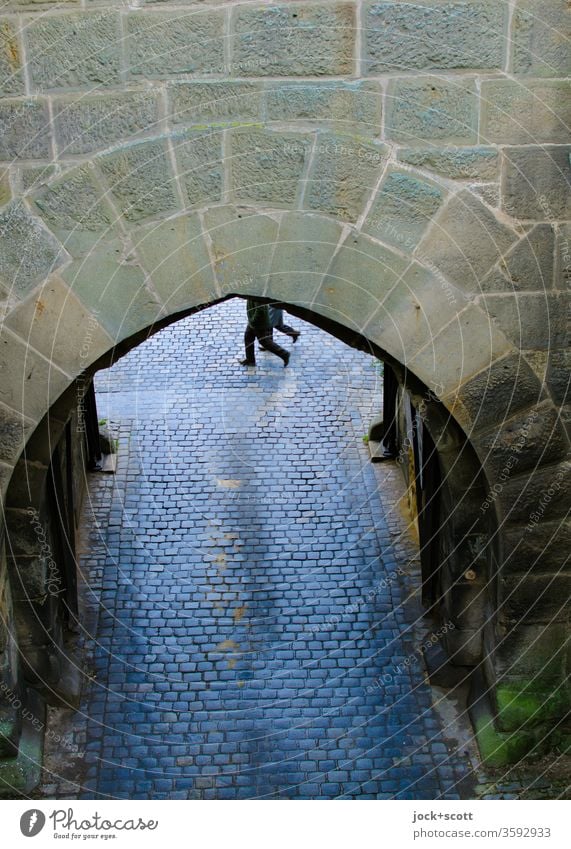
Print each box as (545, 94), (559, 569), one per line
(45, 299), (486, 800)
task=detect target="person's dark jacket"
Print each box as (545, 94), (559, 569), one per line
(246, 300), (272, 333)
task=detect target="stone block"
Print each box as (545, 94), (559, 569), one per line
(33, 166), (115, 255)
(230, 128), (311, 207)
(556, 222), (571, 289)
(363, 168), (446, 250)
(369, 262), (469, 362)
(473, 402), (568, 478)
(417, 190), (518, 293)
(61, 240), (164, 342)
(26, 12), (121, 90)
(268, 212), (344, 306)
(202, 206), (279, 296)
(126, 10), (224, 78)
(99, 139), (179, 223)
(479, 293), (567, 350)
(407, 304), (511, 398)
(397, 147), (499, 181)
(172, 129), (224, 207)
(449, 352), (544, 434)
(503, 520), (571, 575)
(0, 403), (32, 466)
(512, 0), (571, 76)
(487, 224), (555, 293)
(131, 214), (217, 312)
(502, 146), (571, 221)
(386, 78), (478, 145)
(231, 4), (355, 77)
(0, 169), (10, 206)
(265, 81), (382, 135)
(0, 203), (65, 299)
(21, 165), (57, 193)
(0, 100), (51, 160)
(3, 276), (112, 373)
(316, 233), (408, 333)
(0, 328), (69, 423)
(481, 80), (571, 145)
(364, 1), (506, 72)
(0, 19), (25, 96)
(500, 574), (571, 624)
(493, 623), (566, 685)
(546, 349), (571, 407)
(53, 90), (160, 156)
(169, 81), (263, 126)
(306, 133), (387, 222)
(497, 461), (571, 525)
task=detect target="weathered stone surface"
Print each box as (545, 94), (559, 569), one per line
(53, 90), (160, 156)
(386, 78), (478, 144)
(364, 1), (506, 72)
(317, 233), (408, 332)
(501, 575), (571, 625)
(469, 183), (499, 208)
(265, 81), (382, 135)
(557, 222), (571, 290)
(417, 191), (519, 292)
(170, 81), (263, 126)
(503, 520), (571, 575)
(0, 100), (51, 160)
(172, 129), (223, 207)
(126, 10), (224, 78)
(488, 225), (556, 293)
(203, 206), (279, 295)
(0, 169), (10, 206)
(306, 134), (387, 222)
(230, 129), (311, 207)
(0, 404), (32, 465)
(473, 403), (568, 478)
(370, 262), (468, 362)
(3, 277), (112, 373)
(0, 19), (24, 96)
(231, 3), (355, 77)
(0, 203), (64, 299)
(512, 0), (571, 77)
(481, 80), (571, 145)
(131, 215), (217, 312)
(480, 293), (567, 350)
(449, 352), (545, 433)
(498, 461), (571, 525)
(397, 147), (499, 181)
(99, 140), (179, 223)
(33, 167), (114, 255)
(0, 328), (69, 422)
(363, 168), (445, 250)
(268, 212), (344, 306)
(502, 146), (571, 221)
(407, 305), (511, 397)
(21, 165), (57, 193)
(60, 240), (164, 341)
(546, 350), (571, 407)
(26, 13), (121, 91)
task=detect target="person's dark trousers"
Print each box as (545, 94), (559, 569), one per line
(274, 320), (299, 340)
(244, 326), (289, 365)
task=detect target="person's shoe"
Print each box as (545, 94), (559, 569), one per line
(240, 359), (256, 367)
(283, 352), (290, 368)
(292, 331), (300, 343)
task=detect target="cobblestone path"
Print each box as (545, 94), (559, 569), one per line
(57, 299), (480, 800)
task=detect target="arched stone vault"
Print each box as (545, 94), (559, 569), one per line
(0, 0), (569, 780)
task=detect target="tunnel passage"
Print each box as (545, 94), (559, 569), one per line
(0, 0), (570, 790)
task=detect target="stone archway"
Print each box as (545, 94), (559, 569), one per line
(0, 0), (569, 785)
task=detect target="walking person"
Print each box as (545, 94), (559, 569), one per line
(269, 305), (300, 343)
(240, 299), (290, 368)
